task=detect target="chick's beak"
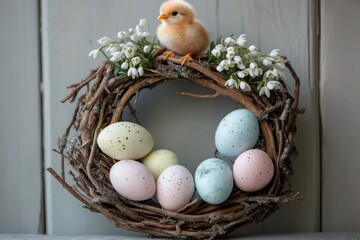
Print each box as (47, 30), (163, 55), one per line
(158, 12), (169, 20)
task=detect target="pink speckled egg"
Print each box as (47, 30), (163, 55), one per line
(233, 149), (274, 192)
(156, 165), (194, 211)
(110, 160), (155, 201)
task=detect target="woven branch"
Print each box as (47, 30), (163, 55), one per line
(49, 52), (301, 239)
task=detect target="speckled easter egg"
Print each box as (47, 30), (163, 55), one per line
(156, 165), (194, 211)
(142, 149), (179, 180)
(195, 158), (233, 204)
(215, 109), (259, 157)
(233, 149), (274, 192)
(97, 121), (154, 160)
(110, 160), (156, 201)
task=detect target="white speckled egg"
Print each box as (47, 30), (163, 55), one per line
(110, 160), (155, 201)
(97, 121), (154, 160)
(156, 165), (194, 211)
(233, 149), (274, 192)
(215, 109), (259, 157)
(142, 149), (179, 180)
(195, 158), (233, 204)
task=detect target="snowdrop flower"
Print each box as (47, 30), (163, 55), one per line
(142, 32), (151, 38)
(88, 49), (100, 59)
(216, 64), (224, 72)
(131, 56), (141, 66)
(267, 80), (281, 90)
(127, 67), (138, 79)
(237, 70), (247, 78)
(250, 62), (257, 69)
(259, 85), (271, 98)
(135, 25), (142, 34)
(124, 46), (136, 58)
(234, 55), (242, 63)
(130, 33), (141, 42)
(263, 57), (273, 66)
(139, 19), (148, 27)
(97, 37), (112, 46)
(117, 31), (129, 40)
(226, 52), (234, 59)
(110, 51), (122, 62)
(247, 62), (262, 78)
(138, 66), (144, 76)
(275, 60), (285, 69)
(106, 43), (121, 53)
(215, 44), (226, 52)
(269, 49), (280, 58)
(224, 37), (235, 45)
(219, 60), (230, 71)
(248, 45), (259, 57)
(225, 78), (239, 89)
(265, 68), (279, 80)
(143, 45), (151, 53)
(121, 61), (129, 70)
(128, 28), (135, 34)
(249, 45), (257, 52)
(226, 47), (236, 59)
(239, 81), (251, 92)
(211, 48), (221, 58)
(236, 34), (247, 47)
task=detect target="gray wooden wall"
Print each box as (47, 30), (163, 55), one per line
(0, 0), (359, 236)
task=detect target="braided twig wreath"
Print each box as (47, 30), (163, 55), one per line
(49, 45), (302, 239)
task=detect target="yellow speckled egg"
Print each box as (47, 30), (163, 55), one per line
(143, 149), (179, 180)
(97, 121), (154, 160)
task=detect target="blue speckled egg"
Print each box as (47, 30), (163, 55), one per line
(195, 158), (233, 204)
(215, 109), (259, 157)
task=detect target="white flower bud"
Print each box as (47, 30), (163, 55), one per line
(110, 51), (122, 62)
(263, 58), (272, 66)
(88, 49), (100, 59)
(250, 62), (256, 69)
(211, 48), (221, 58)
(215, 44), (226, 52)
(237, 71), (246, 78)
(143, 45), (151, 53)
(216, 65), (224, 72)
(97, 37), (111, 46)
(248, 45), (257, 51)
(121, 61), (129, 70)
(236, 34), (247, 47)
(131, 56), (141, 66)
(267, 80), (281, 90)
(224, 37), (235, 45)
(234, 55), (242, 63)
(138, 66), (144, 76)
(269, 49), (280, 58)
(142, 32), (151, 38)
(139, 19), (148, 27)
(239, 81), (251, 92)
(130, 34), (141, 42)
(225, 78), (239, 89)
(127, 67), (138, 79)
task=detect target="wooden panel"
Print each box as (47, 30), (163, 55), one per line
(0, 0), (43, 234)
(218, 0), (320, 235)
(41, 0), (218, 235)
(321, 0), (360, 232)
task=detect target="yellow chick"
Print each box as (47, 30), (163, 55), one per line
(157, 0), (210, 65)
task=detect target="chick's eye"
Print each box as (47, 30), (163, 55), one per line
(171, 11), (178, 16)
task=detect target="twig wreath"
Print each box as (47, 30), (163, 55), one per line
(49, 18), (303, 239)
